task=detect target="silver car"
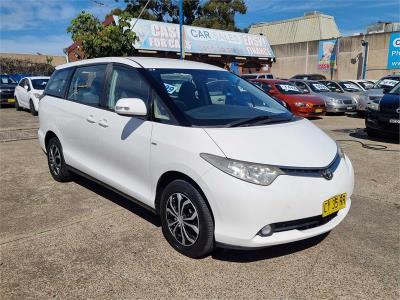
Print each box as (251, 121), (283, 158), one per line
(320, 80), (368, 112)
(290, 79), (356, 113)
(364, 75), (400, 107)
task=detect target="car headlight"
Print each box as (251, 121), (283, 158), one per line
(200, 153), (284, 186)
(337, 142), (345, 159)
(367, 101), (380, 111)
(33, 93), (41, 99)
(295, 102), (306, 107)
(326, 97), (341, 104)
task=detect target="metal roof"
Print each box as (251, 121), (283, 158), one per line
(249, 13), (340, 45)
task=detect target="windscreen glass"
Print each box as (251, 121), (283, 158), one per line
(147, 69), (292, 126)
(31, 79), (49, 90)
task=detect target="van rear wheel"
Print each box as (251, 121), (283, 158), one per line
(160, 179), (214, 258)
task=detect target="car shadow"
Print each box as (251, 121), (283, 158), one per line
(212, 232), (329, 263)
(121, 117), (145, 140)
(72, 175), (161, 227)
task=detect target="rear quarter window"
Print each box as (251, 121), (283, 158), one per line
(45, 68), (71, 98)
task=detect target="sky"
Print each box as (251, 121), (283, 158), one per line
(0, 0), (399, 56)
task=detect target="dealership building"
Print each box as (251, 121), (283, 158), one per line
(249, 12), (400, 80)
(65, 16), (275, 74)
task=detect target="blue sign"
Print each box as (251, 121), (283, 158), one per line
(387, 32), (400, 69)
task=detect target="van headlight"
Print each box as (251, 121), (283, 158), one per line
(200, 153), (284, 186)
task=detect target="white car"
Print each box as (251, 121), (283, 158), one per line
(38, 57), (354, 258)
(15, 76), (50, 115)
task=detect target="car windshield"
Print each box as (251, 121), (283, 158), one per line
(274, 83), (302, 94)
(389, 84), (400, 95)
(147, 68), (292, 127)
(323, 81), (343, 93)
(31, 79), (49, 90)
(308, 82), (331, 93)
(338, 81), (362, 92)
(373, 77), (400, 90)
(0, 75), (17, 84)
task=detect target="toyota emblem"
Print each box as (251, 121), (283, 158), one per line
(321, 169), (333, 180)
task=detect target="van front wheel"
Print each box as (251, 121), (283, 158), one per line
(160, 179), (214, 258)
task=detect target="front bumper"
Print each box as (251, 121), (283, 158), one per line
(199, 155), (354, 248)
(326, 104), (356, 113)
(296, 106), (326, 117)
(0, 93), (16, 105)
(365, 109), (400, 136)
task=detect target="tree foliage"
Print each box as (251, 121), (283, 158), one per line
(67, 11), (138, 59)
(115, 0), (246, 28)
(192, 0), (247, 31)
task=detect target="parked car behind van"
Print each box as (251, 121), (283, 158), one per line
(14, 76), (50, 115)
(39, 57), (354, 257)
(365, 83), (400, 139)
(364, 74), (400, 105)
(289, 79), (356, 113)
(0, 74), (18, 107)
(252, 79), (326, 117)
(320, 80), (368, 112)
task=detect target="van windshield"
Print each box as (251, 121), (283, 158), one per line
(147, 69), (292, 126)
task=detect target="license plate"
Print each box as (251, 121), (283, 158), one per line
(315, 108), (323, 113)
(346, 106), (353, 110)
(389, 119), (400, 124)
(7, 98), (15, 103)
(322, 193), (346, 217)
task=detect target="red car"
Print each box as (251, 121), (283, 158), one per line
(252, 79), (326, 117)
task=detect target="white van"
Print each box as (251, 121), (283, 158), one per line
(39, 57), (354, 258)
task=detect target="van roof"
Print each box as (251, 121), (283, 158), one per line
(56, 57), (225, 71)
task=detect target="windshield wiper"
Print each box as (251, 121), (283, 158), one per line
(227, 115), (294, 128)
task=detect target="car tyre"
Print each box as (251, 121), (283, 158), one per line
(46, 137), (72, 182)
(15, 97), (22, 111)
(160, 179), (214, 258)
(366, 127), (379, 138)
(30, 100), (38, 116)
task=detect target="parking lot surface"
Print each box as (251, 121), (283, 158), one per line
(1, 108), (399, 299)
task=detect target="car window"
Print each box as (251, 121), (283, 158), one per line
(0, 75), (17, 84)
(275, 83), (302, 94)
(374, 77), (400, 90)
(339, 81), (362, 92)
(292, 81), (310, 93)
(241, 74), (257, 80)
(19, 79), (26, 87)
(106, 65), (150, 110)
(68, 65), (106, 106)
(309, 82), (330, 93)
(148, 68), (291, 127)
(45, 68), (71, 98)
(31, 79), (49, 90)
(324, 81), (343, 93)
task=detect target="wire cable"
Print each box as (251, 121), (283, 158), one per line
(336, 139), (400, 152)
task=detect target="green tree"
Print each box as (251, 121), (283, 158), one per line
(116, 0), (170, 21)
(192, 0), (247, 31)
(169, 0), (202, 25)
(67, 11), (138, 58)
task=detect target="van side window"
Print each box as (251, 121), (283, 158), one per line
(106, 65), (150, 109)
(45, 69), (70, 98)
(68, 65), (106, 106)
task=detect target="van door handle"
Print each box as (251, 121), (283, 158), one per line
(98, 119), (108, 128)
(86, 115), (96, 123)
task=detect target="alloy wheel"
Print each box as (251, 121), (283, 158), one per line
(48, 144), (62, 176)
(166, 192), (200, 246)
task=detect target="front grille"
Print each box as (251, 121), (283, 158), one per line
(342, 100), (353, 105)
(280, 154), (341, 178)
(273, 212), (338, 232)
(312, 104), (325, 108)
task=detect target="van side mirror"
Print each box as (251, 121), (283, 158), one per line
(115, 98), (147, 116)
(24, 85), (29, 90)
